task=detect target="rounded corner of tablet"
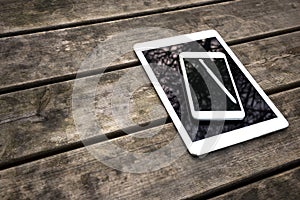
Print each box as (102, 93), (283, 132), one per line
(205, 29), (220, 36)
(282, 117), (289, 128)
(187, 142), (212, 156)
(187, 143), (200, 156)
(133, 42), (143, 51)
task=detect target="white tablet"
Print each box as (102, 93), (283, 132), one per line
(179, 52), (245, 120)
(134, 30), (289, 156)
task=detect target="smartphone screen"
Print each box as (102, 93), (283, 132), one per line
(183, 57), (240, 111)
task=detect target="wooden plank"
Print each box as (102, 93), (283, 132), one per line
(0, 0), (223, 35)
(0, 31), (299, 164)
(0, 0), (299, 91)
(0, 88), (299, 199)
(211, 167), (300, 200)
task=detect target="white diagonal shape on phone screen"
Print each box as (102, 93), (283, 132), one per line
(199, 59), (237, 104)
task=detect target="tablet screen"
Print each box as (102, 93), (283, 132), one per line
(142, 37), (277, 141)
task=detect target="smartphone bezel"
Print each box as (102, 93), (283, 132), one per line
(179, 52), (245, 120)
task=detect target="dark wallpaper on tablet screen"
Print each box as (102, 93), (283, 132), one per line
(142, 37), (276, 141)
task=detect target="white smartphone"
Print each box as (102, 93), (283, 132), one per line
(179, 52), (245, 120)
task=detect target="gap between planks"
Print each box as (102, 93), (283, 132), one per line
(0, 87), (299, 199)
(0, 0), (299, 93)
(0, 26), (300, 96)
(0, 85), (298, 171)
(2, 30), (298, 167)
(0, 0), (233, 39)
(209, 166), (300, 200)
(186, 158), (300, 199)
(0, 117), (171, 170)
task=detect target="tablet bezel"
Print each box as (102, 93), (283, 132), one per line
(179, 52), (245, 120)
(134, 30), (289, 156)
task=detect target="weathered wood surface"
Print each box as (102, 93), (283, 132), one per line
(0, 0), (299, 91)
(1, 32), (299, 164)
(0, 0), (299, 198)
(0, 0), (222, 35)
(212, 167), (300, 200)
(0, 87), (299, 199)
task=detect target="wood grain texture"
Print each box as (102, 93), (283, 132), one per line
(0, 88), (299, 199)
(0, 0), (221, 34)
(212, 167), (300, 200)
(0, 66), (166, 163)
(0, 31), (299, 164)
(0, 32), (300, 162)
(0, 0), (299, 91)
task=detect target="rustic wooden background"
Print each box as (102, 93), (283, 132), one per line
(0, 0), (299, 199)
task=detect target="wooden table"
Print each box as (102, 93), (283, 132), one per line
(0, 0), (299, 199)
